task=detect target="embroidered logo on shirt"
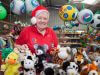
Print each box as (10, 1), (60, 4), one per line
(32, 38), (37, 44)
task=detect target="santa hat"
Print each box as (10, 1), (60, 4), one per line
(31, 5), (49, 25)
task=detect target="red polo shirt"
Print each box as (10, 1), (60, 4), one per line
(15, 26), (58, 54)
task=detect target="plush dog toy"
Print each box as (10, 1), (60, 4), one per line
(62, 61), (80, 75)
(81, 61), (98, 75)
(20, 52), (37, 75)
(40, 60), (65, 75)
(74, 51), (84, 65)
(1, 49), (21, 75)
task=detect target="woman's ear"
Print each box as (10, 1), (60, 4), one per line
(33, 44), (39, 49)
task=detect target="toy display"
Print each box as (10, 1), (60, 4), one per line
(0, 0), (100, 75)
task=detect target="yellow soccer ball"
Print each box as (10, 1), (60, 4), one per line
(59, 5), (76, 21)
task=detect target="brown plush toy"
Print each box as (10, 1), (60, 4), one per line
(80, 61), (99, 75)
(50, 47), (64, 65)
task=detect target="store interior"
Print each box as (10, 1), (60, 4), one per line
(0, 0), (100, 75)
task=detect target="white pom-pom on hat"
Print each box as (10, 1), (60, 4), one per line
(31, 17), (37, 25)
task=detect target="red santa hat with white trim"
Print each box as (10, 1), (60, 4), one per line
(31, 5), (49, 25)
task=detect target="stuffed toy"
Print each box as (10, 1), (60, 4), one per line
(13, 45), (31, 62)
(50, 45), (72, 65)
(0, 37), (6, 50)
(40, 60), (65, 75)
(62, 61), (80, 75)
(88, 51), (100, 61)
(81, 61), (98, 75)
(33, 44), (48, 73)
(74, 51), (84, 65)
(20, 52), (37, 75)
(95, 56), (100, 70)
(1, 49), (21, 75)
(1, 48), (13, 60)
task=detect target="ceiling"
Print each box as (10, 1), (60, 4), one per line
(1, 0), (100, 13)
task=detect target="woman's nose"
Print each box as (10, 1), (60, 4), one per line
(41, 18), (45, 22)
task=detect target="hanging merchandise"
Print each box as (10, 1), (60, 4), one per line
(70, 20), (79, 27)
(77, 9), (93, 24)
(25, 0), (39, 14)
(0, 2), (7, 20)
(91, 14), (100, 29)
(59, 4), (77, 21)
(10, 0), (26, 15)
(64, 21), (73, 29)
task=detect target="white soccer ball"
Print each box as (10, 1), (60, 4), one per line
(25, 0), (39, 14)
(78, 9), (93, 24)
(91, 14), (100, 29)
(10, 0), (25, 15)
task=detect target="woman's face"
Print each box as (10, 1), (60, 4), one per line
(36, 12), (49, 31)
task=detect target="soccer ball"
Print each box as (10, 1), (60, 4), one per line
(10, 0), (26, 15)
(59, 5), (76, 21)
(78, 9), (93, 24)
(25, 0), (39, 14)
(91, 14), (100, 29)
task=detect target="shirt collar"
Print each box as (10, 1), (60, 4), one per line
(32, 26), (49, 36)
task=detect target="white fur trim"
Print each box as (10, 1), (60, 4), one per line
(31, 17), (37, 25)
(35, 10), (49, 16)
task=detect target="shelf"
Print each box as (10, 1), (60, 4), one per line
(56, 33), (81, 35)
(56, 31), (82, 47)
(59, 37), (80, 40)
(87, 43), (100, 48)
(60, 43), (82, 45)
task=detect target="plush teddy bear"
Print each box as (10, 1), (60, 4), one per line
(1, 49), (21, 75)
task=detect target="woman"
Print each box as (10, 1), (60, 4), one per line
(15, 5), (58, 54)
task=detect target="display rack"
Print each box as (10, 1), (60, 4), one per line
(56, 31), (82, 47)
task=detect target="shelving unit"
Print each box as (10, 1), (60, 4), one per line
(56, 31), (82, 47)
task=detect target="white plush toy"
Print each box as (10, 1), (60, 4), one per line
(88, 70), (98, 75)
(62, 61), (80, 75)
(40, 60), (66, 75)
(20, 51), (37, 75)
(57, 45), (71, 60)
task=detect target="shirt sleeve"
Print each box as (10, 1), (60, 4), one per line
(15, 27), (28, 45)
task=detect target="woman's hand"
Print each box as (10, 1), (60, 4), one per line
(14, 44), (29, 52)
